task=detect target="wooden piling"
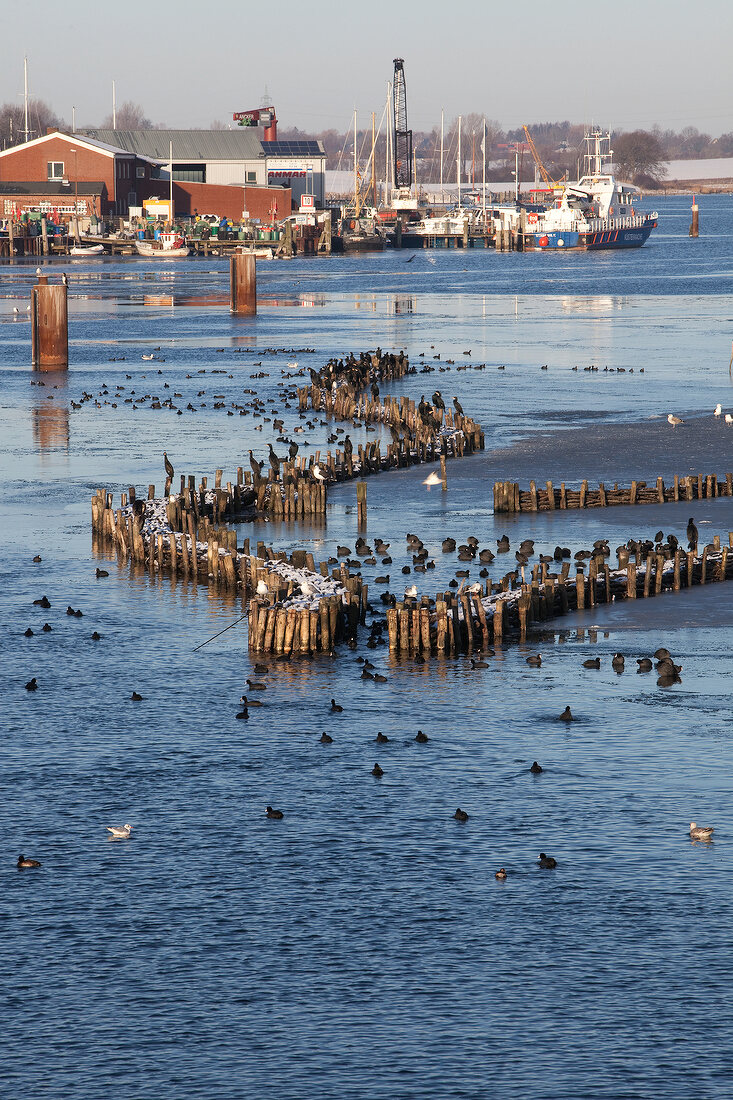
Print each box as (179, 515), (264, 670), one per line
(230, 253), (256, 315)
(31, 278), (68, 369)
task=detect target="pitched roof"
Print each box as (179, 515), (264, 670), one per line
(0, 131), (136, 160)
(81, 128), (265, 162)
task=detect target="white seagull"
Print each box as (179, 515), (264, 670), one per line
(726, 414), (733, 426)
(714, 403), (722, 417)
(312, 464), (326, 482)
(423, 471), (442, 487)
(106, 823), (133, 839)
(690, 821), (714, 840)
(256, 579), (269, 597)
(667, 414), (683, 428)
(404, 584), (418, 598)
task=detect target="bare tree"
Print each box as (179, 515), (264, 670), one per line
(101, 101), (152, 129)
(613, 131), (668, 182)
(0, 98), (64, 148)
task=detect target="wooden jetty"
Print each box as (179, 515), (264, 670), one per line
(494, 472), (733, 513)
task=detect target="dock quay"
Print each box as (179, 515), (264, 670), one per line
(494, 472), (733, 512)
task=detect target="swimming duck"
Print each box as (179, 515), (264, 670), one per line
(529, 761), (544, 774)
(266, 806), (284, 819)
(559, 706), (573, 722)
(689, 822), (714, 840)
(246, 679), (267, 691)
(526, 654), (542, 667)
(611, 653), (625, 672)
(637, 658), (653, 672)
(17, 855), (41, 869)
(330, 699), (343, 713)
(130, 691), (143, 701)
(24, 628), (34, 637)
(320, 731), (333, 744)
(415, 730), (429, 743)
(582, 657), (600, 669)
(240, 695), (263, 708)
(494, 868), (507, 880)
(372, 763), (384, 778)
(454, 808), (469, 822)
(33, 595), (51, 608)
(538, 852), (557, 869)
(91, 631), (101, 641)
(25, 678), (38, 691)
(375, 731), (389, 743)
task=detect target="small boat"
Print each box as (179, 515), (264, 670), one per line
(135, 232), (190, 258)
(70, 243), (105, 256)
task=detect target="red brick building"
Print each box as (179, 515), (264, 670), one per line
(0, 131), (153, 215)
(0, 130), (293, 222)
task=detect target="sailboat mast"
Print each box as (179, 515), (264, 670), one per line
(457, 115), (462, 207)
(353, 108), (359, 216)
(371, 112), (376, 208)
(23, 57), (30, 142)
(440, 108), (444, 196)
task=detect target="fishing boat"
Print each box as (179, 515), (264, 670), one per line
(135, 232), (190, 258)
(69, 243), (105, 256)
(523, 130), (658, 251)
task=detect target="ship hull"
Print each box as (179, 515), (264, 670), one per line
(530, 220), (657, 251)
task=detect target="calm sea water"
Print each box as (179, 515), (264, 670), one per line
(2, 194), (733, 1098)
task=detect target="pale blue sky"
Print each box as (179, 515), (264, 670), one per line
(5, 0), (733, 136)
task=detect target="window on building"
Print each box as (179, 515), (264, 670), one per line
(47, 161), (64, 180)
(136, 167), (145, 179)
(246, 171), (257, 183)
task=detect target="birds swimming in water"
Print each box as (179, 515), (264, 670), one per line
(415, 730), (429, 743)
(375, 731), (389, 743)
(495, 868), (507, 880)
(266, 806), (284, 819)
(17, 855), (41, 869)
(330, 698), (343, 713)
(689, 822), (714, 840)
(164, 451), (174, 479)
(130, 691), (143, 701)
(538, 852), (557, 869)
(106, 824), (133, 839)
(559, 706), (573, 722)
(530, 761), (543, 774)
(454, 808), (469, 822)
(25, 677), (38, 691)
(372, 763), (384, 778)
(526, 654), (542, 667)
(667, 413), (683, 428)
(582, 657), (600, 669)
(319, 731), (333, 743)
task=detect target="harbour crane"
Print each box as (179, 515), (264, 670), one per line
(522, 125), (565, 189)
(392, 58), (413, 189)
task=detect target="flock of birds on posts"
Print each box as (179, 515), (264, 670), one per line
(19, 322), (724, 871)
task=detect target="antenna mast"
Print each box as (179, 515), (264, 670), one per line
(392, 58), (412, 189)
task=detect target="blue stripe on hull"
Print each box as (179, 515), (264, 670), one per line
(534, 222), (656, 251)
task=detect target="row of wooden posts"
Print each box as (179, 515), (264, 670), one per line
(386, 532), (733, 655)
(494, 472), (733, 513)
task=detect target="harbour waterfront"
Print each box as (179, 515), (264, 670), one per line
(3, 193), (733, 1098)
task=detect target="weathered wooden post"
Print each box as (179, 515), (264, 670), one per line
(689, 194), (699, 238)
(31, 274), (68, 370)
(440, 453), (447, 490)
(356, 481), (367, 527)
(230, 252), (256, 314)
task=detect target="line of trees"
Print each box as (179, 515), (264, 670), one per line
(4, 98), (733, 186)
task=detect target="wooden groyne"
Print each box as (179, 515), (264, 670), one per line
(494, 472), (733, 513)
(386, 533), (733, 656)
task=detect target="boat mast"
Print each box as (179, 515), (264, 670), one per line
(353, 108), (360, 216)
(371, 112), (376, 208)
(169, 140), (174, 224)
(482, 118), (486, 226)
(440, 108), (444, 197)
(457, 115), (461, 207)
(23, 57), (30, 143)
(386, 83), (393, 198)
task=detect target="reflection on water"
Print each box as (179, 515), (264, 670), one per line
(31, 402), (69, 452)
